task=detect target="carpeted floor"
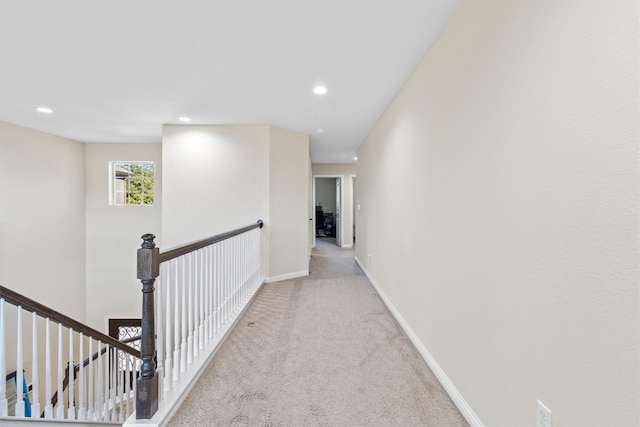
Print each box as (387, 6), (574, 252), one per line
(167, 238), (468, 426)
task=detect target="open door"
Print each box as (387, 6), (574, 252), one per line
(335, 178), (341, 247)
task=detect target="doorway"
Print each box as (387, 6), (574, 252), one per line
(314, 176), (341, 247)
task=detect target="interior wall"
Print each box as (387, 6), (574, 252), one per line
(0, 122), (86, 397)
(315, 178), (336, 215)
(84, 143), (162, 330)
(355, 1), (639, 426)
(312, 163), (356, 247)
(0, 121), (86, 320)
(162, 124), (270, 247)
(268, 126), (310, 279)
(163, 124), (310, 280)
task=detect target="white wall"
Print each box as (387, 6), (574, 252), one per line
(162, 125), (309, 280)
(162, 125), (270, 247)
(84, 143), (162, 330)
(355, 1), (639, 425)
(312, 163), (356, 247)
(269, 126), (310, 279)
(0, 121), (86, 320)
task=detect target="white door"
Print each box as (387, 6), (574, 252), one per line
(335, 178), (341, 247)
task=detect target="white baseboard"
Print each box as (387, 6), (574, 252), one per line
(354, 256), (484, 427)
(266, 269), (309, 283)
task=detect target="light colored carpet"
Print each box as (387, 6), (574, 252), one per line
(167, 239), (468, 426)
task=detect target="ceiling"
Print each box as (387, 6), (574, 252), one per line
(0, 0), (462, 163)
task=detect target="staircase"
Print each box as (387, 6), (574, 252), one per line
(1, 220), (265, 427)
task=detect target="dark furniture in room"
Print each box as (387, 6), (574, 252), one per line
(315, 206), (336, 238)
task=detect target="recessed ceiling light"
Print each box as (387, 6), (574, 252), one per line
(354, 157), (358, 161)
(317, 128), (324, 133)
(313, 85), (327, 95)
(178, 116), (192, 122)
(36, 106), (53, 114)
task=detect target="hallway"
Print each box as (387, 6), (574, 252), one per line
(168, 239), (467, 426)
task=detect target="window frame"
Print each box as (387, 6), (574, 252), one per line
(109, 161), (155, 206)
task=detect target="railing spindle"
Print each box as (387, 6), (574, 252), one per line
(31, 312), (40, 418)
(15, 306), (24, 417)
(56, 323), (63, 419)
(164, 261), (172, 393)
(78, 333), (85, 420)
(173, 259), (181, 382)
(0, 299), (7, 417)
(124, 351), (131, 418)
(68, 328), (75, 419)
(44, 318), (52, 418)
(180, 256), (187, 373)
(88, 338), (94, 420)
(96, 341), (103, 421)
(187, 252), (194, 365)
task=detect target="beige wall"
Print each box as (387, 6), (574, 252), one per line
(0, 122), (86, 320)
(162, 125), (270, 246)
(84, 143), (162, 330)
(312, 163), (356, 247)
(162, 125), (310, 280)
(0, 122), (86, 401)
(355, 1), (639, 425)
(269, 126), (310, 279)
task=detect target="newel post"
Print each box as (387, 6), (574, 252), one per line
(136, 233), (159, 419)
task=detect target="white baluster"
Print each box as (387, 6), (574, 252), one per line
(68, 328), (75, 419)
(0, 299), (7, 417)
(124, 352), (130, 418)
(226, 239), (231, 322)
(180, 256), (187, 373)
(164, 262), (172, 393)
(208, 245), (214, 339)
(110, 348), (116, 422)
(193, 251), (199, 358)
(56, 324), (64, 419)
(118, 350), (124, 422)
(173, 258), (181, 382)
(77, 333), (85, 420)
(95, 341), (102, 421)
(216, 242), (221, 333)
(203, 247), (209, 344)
(232, 237), (237, 311)
(31, 312), (40, 418)
(199, 249), (204, 351)
(187, 253), (194, 365)
(102, 344), (109, 421)
(44, 318), (53, 418)
(156, 274), (165, 399)
(87, 339), (94, 420)
(15, 306), (24, 417)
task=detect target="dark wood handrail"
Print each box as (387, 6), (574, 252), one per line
(134, 219), (263, 419)
(0, 285), (141, 358)
(159, 219), (264, 263)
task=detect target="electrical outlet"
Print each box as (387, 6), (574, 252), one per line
(367, 253), (373, 263)
(536, 400), (551, 427)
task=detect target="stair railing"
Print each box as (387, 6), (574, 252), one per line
(130, 219), (264, 423)
(0, 285), (141, 422)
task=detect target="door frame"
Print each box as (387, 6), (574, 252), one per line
(312, 175), (343, 248)
(350, 174), (356, 247)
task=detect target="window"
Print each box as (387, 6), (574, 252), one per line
(111, 162), (154, 205)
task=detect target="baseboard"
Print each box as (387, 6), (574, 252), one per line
(266, 269), (309, 283)
(341, 243), (353, 248)
(354, 256), (484, 427)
